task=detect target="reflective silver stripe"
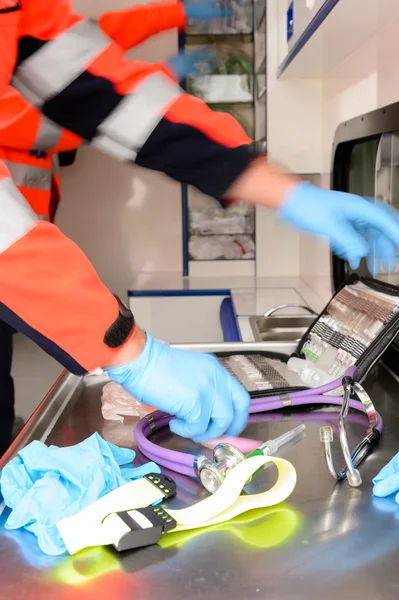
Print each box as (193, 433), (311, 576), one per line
(11, 76), (42, 107)
(91, 136), (137, 162)
(13, 20), (111, 103)
(34, 117), (63, 151)
(37, 215), (50, 222)
(3, 161), (52, 192)
(0, 178), (36, 254)
(93, 74), (182, 161)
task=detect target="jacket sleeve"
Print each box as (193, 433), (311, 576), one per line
(0, 2), (20, 95)
(0, 162), (133, 374)
(13, 16), (255, 202)
(99, 1), (186, 51)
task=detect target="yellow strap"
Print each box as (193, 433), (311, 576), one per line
(160, 504), (301, 550)
(168, 455), (297, 532)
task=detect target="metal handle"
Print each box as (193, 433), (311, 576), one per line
(321, 378), (362, 487)
(264, 304), (317, 318)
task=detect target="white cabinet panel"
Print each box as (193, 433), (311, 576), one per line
(232, 288), (306, 316)
(129, 296), (227, 343)
(287, 0), (327, 51)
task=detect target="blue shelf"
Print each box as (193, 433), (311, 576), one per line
(128, 289), (231, 298)
(220, 297), (241, 342)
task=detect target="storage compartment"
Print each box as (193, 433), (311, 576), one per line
(249, 304), (317, 342)
(181, 2), (267, 274)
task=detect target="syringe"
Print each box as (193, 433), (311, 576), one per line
(246, 424), (306, 458)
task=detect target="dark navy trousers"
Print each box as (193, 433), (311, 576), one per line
(0, 321), (14, 456)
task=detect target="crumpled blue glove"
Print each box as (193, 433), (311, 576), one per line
(184, 0), (232, 20)
(165, 50), (214, 80)
(373, 453), (399, 502)
(0, 433), (160, 555)
(278, 182), (399, 274)
(106, 333), (250, 442)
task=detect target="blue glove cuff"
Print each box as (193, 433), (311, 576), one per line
(276, 181), (315, 221)
(105, 332), (156, 389)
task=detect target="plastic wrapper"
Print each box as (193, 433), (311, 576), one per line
(189, 204), (254, 235)
(101, 382), (155, 422)
(218, 354), (302, 392)
(189, 234), (255, 260)
(187, 0), (253, 34)
(189, 74), (253, 103)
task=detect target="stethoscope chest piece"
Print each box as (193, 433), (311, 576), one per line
(195, 443), (247, 494)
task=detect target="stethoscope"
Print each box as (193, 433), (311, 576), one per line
(135, 368), (383, 493)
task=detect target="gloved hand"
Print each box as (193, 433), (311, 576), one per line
(106, 332), (250, 442)
(364, 201), (399, 275)
(373, 453), (399, 502)
(165, 50), (214, 81)
(184, 0), (232, 20)
(277, 182), (399, 273)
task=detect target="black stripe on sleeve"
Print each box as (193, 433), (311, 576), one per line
(42, 71), (124, 141)
(136, 118), (255, 201)
(17, 36), (47, 66)
(15, 38), (254, 199)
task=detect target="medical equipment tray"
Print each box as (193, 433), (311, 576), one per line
(213, 274), (399, 397)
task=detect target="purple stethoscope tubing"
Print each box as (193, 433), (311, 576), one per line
(135, 369), (383, 478)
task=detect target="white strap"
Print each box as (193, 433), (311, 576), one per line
(58, 456), (297, 555)
(168, 455), (297, 531)
(57, 478), (165, 555)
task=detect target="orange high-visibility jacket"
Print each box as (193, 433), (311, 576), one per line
(0, 0), (188, 218)
(0, 160), (132, 373)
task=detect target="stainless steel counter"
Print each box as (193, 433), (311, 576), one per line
(0, 342), (399, 600)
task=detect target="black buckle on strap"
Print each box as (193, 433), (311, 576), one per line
(145, 473), (176, 500)
(114, 506), (177, 552)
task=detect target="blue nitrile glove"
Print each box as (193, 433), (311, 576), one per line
(0, 433), (160, 555)
(278, 182), (399, 273)
(184, 0), (232, 20)
(364, 201), (399, 275)
(106, 333), (250, 442)
(165, 50), (214, 81)
(373, 453), (399, 503)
